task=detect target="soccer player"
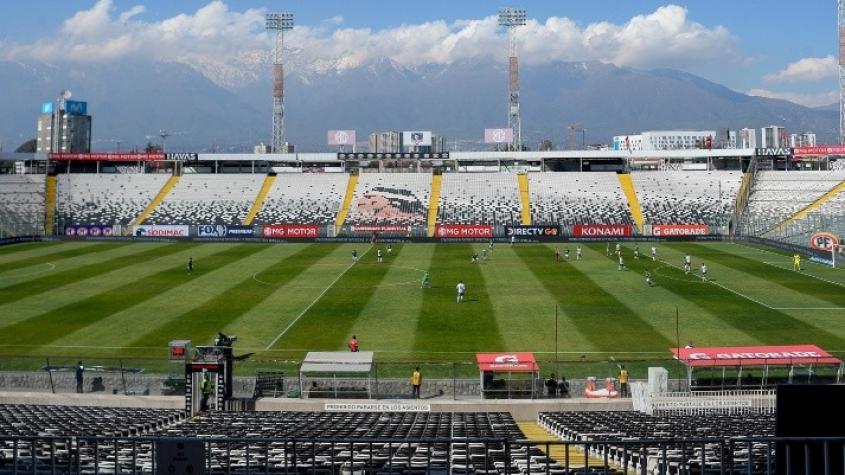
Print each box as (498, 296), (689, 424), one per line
(564, 248), (570, 260)
(187, 257), (194, 274)
(377, 248), (383, 263)
(489, 238), (494, 251)
(482, 248), (488, 261)
(555, 246), (561, 262)
(634, 245), (640, 260)
(420, 271), (430, 288)
(700, 263), (708, 282)
(456, 280), (466, 303)
(606, 242), (611, 256)
(471, 252), (478, 263)
(644, 270), (653, 287)
(651, 246), (657, 261)
(615, 242), (621, 256)
(387, 244), (393, 256)
(618, 254), (625, 271)
(684, 255), (692, 274)
(793, 253), (801, 271)
(352, 249), (358, 262)
(576, 245), (582, 261)
(510, 235), (515, 246)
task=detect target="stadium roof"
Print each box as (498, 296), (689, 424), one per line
(671, 345), (842, 368)
(300, 351), (374, 373)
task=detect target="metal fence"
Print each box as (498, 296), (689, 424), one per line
(0, 435), (842, 475)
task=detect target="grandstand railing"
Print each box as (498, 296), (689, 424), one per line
(649, 389), (775, 416)
(0, 435), (841, 474)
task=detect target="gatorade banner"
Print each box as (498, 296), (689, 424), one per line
(572, 224), (633, 238)
(262, 224), (319, 238)
(435, 224), (493, 238)
(652, 224), (709, 236)
(672, 345), (841, 367)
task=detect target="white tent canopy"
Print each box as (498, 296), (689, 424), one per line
(299, 352), (375, 399)
(300, 351), (374, 373)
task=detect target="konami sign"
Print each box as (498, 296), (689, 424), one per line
(572, 224), (633, 238)
(652, 224), (709, 236)
(435, 224), (493, 238)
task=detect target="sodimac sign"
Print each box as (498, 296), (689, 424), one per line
(652, 224), (709, 236)
(572, 224), (633, 238)
(262, 224), (319, 238)
(435, 224), (493, 238)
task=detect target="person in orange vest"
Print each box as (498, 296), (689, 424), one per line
(348, 335), (359, 352)
(410, 367), (422, 399)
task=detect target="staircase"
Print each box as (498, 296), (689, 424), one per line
(517, 173), (532, 225)
(243, 175), (277, 225)
(334, 174), (359, 233)
(427, 174), (443, 237)
(129, 175), (181, 229)
(617, 173), (644, 233)
(516, 422), (603, 468)
(44, 176), (57, 235)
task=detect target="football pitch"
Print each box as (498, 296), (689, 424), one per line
(0, 240), (843, 373)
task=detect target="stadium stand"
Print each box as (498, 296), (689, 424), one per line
(56, 173), (169, 226)
(254, 173), (347, 225)
(632, 171), (742, 227)
(438, 173), (521, 225)
(742, 170), (845, 234)
(0, 404), (182, 437)
(529, 173), (633, 226)
(145, 174), (263, 225)
(345, 173), (431, 226)
(0, 175), (45, 236)
(540, 411), (774, 474)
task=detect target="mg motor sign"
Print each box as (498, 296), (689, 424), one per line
(435, 224), (493, 238)
(810, 232), (839, 251)
(573, 224), (633, 238)
(504, 225), (560, 237)
(134, 225), (189, 237)
(262, 224), (319, 238)
(793, 145), (845, 156)
(652, 224), (709, 236)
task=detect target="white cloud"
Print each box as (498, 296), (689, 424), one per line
(747, 88), (838, 108)
(0, 1), (738, 83)
(764, 56), (837, 83)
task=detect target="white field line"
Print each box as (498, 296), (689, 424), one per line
(264, 246), (372, 350)
(0, 262), (56, 279)
(759, 261), (845, 289)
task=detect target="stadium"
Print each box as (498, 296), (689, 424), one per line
(2, 4), (845, 475)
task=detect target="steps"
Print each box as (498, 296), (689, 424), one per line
(516, 422), (603, 468)
(44, 176), (57, 235)
(517, 174), (531, 225)
(243, 175), (277, 225)
(427, 175), (443, 237)
(334, 174), (359, 232)
(617, 173), (644, 233)
(129, 175), (181, 228)
(765, 178), (845, 235)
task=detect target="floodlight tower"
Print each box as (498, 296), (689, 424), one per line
(839, 0), (845, 144)
(266, 12), (294, 153)
(499, 8), (526, 151)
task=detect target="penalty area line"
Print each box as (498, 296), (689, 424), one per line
(657, 259), (776, 310)
(264, 245), (372, 350)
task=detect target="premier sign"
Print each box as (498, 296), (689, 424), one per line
(573, 224), (633, 238)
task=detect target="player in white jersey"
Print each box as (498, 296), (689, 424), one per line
(618, 254), (625, 271)
(456, 281), (466, 303)
(651, 246), (657, 261)
(634, 245), (640, 260)
(700, 263), (708, 282)
(377, 249), (383, 263)
(576, 245), (582, 261)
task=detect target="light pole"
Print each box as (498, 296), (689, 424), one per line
(266, 12), (294, 153)
(498, 8), (526, 151)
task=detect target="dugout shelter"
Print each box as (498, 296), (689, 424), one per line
(476, 352), (540, 399)
(672, 345), (843, 390)
(299, 351), (375, 399)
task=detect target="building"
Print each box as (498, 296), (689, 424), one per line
(761, 126), (787, 149)
(740, 128), (757, 149)
(788, 132), (817, 148)
(253, 142), (272, 154)
(36, 98), (91, 154)
(368, 131), (402, 153)
(612, 130), (717, 152)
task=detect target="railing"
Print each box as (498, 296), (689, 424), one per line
(0, 435), (841, 475)
(649, 389), (775, 416)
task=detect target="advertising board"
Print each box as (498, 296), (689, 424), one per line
(64, 225), (116, 237)
(652, 224), (709, 236)
(327, 130), (356, 146)
(435, 224), (493, 238)
(197, 225), (255, 238)
(402, 131), (432, 147)
(262, 224), (319, 238)
(572, 224), (633, 238)
(134, 225), (189, 237)
(504, 225), (560, 237)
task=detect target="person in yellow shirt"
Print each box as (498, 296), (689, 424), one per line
(618, 365), (630, 398)
(793, 254), (801, 271)
(410, 367), (422, 399)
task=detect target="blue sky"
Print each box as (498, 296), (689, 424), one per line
(0, 0), (838, 106)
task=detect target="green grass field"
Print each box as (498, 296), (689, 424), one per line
(0, 240), (843, 377)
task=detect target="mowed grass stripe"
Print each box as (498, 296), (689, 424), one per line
(127, 244), (339, 350)
(668, 242), (845, 307)
(0, 241), (130, 274)
(516, 245), (672, 352)
(0, 244), (263, 351)
(705, 242), (845, 287)
(0, 242), (179, 305)
(50, 244), (306, 355)
(272, 245), (396, 350)
(612, 244), (845, 349)
(0, 241), (64, 259)
(413, 244), (505, 354)
(346, 244), (434, 353)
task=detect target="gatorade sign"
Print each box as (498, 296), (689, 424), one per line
(652, 224), (709, 236)
(809, 232), (839, 251)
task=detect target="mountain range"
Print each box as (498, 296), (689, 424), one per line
(0, 58), (837, 152)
